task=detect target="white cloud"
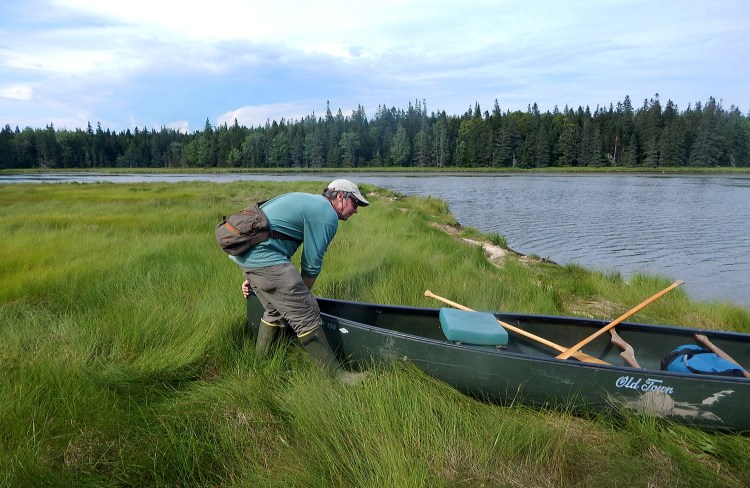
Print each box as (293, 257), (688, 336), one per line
(1, 0), (747, 131)
(218, 103), (314, 128)
(0, 84), (33, 100)
(46, 0), (504, 61)
(166, 120), (189, 133)
(2, 46), (136, 76)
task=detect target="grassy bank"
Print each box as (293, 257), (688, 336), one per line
(1, 181), (750, 487)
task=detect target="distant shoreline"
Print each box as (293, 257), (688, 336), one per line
(3, 166), (750, 176)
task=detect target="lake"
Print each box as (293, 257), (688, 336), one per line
(3, 171), (749, 308)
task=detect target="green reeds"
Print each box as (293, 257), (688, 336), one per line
(2, 181), (750, 486)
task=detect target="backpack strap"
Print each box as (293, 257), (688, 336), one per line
(269, 229), (300, 242)
(257, 200), (301, 243)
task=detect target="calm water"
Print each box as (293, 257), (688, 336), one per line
(3, 172), (749, 308)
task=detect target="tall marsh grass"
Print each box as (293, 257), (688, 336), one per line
(1, 181), (750, 486)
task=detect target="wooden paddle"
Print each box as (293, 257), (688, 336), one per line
(556, 280), (684, 361)
(694, 334), (750, 378)
(424, 290), (610, 365)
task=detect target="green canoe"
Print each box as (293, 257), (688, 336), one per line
(247, 295), (750, 432)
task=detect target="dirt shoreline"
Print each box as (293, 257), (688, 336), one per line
(433, 222), (554, 267)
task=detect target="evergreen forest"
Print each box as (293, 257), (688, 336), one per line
(1, 95), (748, 170)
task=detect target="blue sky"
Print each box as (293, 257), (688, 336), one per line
(1, 0), (748, 133)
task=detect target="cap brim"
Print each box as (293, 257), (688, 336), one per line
(352, 193), (369, 206)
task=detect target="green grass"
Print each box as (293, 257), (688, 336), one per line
(2, 181), (750, 487)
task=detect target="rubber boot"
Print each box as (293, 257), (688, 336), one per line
(300, 328), (366, 385)
(255, 320), (278, 358)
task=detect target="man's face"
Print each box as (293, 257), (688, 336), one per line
(336, 193), (360, 221)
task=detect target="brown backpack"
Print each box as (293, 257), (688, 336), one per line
(215, 201), (299, 256)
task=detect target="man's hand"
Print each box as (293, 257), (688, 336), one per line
(242, 279), (251, 298)
(303, 276), (316, 290)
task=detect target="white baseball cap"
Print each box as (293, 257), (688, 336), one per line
(327, 179), (370, 206)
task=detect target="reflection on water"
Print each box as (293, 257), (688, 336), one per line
(3, 172), (749, 308)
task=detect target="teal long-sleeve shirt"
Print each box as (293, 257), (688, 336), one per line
(229, 193), (338, 279)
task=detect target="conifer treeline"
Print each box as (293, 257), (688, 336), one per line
(1, 95), (748, 169)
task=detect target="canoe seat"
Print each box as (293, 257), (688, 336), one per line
(439, 308), (508, 346)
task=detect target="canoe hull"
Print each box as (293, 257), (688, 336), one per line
(247, 296), (750, 432)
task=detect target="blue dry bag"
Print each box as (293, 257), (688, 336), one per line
(660, 344), (745, 377)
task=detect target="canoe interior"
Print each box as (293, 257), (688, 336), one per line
(313, 297), (750, 371)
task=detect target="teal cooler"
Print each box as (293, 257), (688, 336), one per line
(439, 308), (508, 346)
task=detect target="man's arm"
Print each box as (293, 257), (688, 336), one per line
(303, 276), (316, 290)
